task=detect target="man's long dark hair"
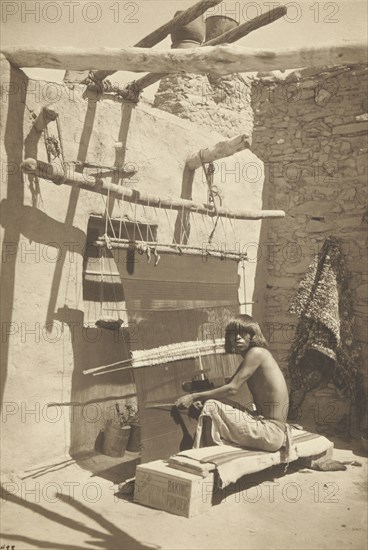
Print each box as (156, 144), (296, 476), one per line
(225, 314), (268, 353)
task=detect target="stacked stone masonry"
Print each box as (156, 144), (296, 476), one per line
(154, 72), (253, 138)
(251, 64), (367, 435)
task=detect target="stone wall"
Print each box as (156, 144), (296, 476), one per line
(251, 65), (368, 435)
(154, 72), (253, 138)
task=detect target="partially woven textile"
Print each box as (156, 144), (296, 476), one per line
(288, 237), (359, 398)
(131, 339), (225, 368)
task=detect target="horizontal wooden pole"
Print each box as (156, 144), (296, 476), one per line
(21, 158), (285, 221)
(3, 41), (365, 74)
(186, 134), (252, 170)
(92, 238), (247, 261)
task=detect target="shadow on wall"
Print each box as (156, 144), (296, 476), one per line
(0, 73), (97, 409)
(1, 67), (27, 407)
(54, 307), (135, 457)
(1, 487), (158, 550)
(249, 159), (268, 331)
(44, 97), (99, 329)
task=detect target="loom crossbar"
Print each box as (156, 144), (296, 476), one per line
(20, 159), (285, 222)
(93, 239), (247, 261)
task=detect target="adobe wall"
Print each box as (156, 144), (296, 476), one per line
(0, 55), (262, 473)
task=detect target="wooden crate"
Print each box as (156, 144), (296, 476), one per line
(134, 460), (215, 517)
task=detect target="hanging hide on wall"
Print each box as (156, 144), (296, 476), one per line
(287, 237), (360, 416)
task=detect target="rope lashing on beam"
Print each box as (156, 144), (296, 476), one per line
(83, 72), (141, 103)
(199, 150), (222, 244)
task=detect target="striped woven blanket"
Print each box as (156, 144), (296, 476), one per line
(170, 428), (333, 488)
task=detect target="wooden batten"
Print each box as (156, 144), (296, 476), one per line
(20, 158), (285, 221)
(3, 41), (365, 74)
(186, 134), (252, 170)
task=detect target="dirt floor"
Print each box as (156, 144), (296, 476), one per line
(1, 437), (367, 550)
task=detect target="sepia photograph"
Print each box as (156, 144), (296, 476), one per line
(0, 1), (367, 549)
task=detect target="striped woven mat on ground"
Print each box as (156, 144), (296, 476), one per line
(174, 429), (332, 468)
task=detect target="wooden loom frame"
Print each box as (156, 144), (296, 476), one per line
(4, 1), (364, 382)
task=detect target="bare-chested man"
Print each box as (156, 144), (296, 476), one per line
(175, 314), (290, 452)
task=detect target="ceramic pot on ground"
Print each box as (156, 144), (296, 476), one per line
(102, 421), (131, 457)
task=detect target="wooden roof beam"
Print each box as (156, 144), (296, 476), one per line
(3, 41), (365, 74)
